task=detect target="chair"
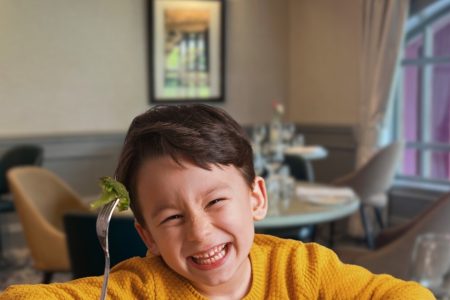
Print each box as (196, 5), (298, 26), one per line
(336, 192), (450, 280)
(64, 212), (147, 279)
(283, 154), (314, 182)
(7, 166), (90, 283)
(332, 142), (403, 249)
(0, 145), (43, 265)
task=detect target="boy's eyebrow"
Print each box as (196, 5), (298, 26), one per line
(150, 203), (175, 219)
(204, 182), (230, 194)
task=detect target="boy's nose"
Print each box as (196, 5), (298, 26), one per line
(186, 216), (212, 241)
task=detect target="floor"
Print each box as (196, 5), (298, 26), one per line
(0, 212), (367, 292)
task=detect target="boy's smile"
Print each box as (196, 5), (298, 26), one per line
(135, 156), (267, 298)
(188, 242), (229, 270)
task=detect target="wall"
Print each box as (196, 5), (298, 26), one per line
(0, 0), (149, 137)
(0, 0), (289, 137)
(225, 0), (289, 123)
(287, 0), (361, 125)
(0, 0), (360, 133)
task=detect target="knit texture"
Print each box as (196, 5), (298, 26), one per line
(1, 234), (434, 299)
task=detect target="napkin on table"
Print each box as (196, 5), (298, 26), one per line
(296, 186), (356, 205)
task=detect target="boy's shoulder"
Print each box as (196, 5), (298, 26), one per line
(252, 234), (332, 268)
(250, 235), (435, 299)
(253, 233), (326, 255)
(252, 234), (342, 272)
(253, 233), (299, 250)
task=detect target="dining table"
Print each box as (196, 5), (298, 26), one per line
(255, 182), (360, 243)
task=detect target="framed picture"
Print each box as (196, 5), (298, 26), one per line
(149, 0), (225, 103)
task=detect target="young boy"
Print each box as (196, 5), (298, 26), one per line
(1, 104), (433, 299)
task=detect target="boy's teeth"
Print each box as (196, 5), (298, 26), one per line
(192, 244), (227, 264)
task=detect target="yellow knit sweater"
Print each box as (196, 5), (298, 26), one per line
(1, 234), (434, 299)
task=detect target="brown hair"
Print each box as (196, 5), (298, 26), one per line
(115, 104), (255, 226)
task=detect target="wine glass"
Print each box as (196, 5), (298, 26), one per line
(282, 123), (296, 146)
(292, 134), (305, 146)
(266, 174), (281, 216)
(409, 233), (450, 297)
(252, 124), (267, 146)
(253, 152), (266, 176)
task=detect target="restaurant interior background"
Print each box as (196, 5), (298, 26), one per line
(0, 0), (449, 287)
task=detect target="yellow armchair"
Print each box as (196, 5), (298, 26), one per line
(7, 166), (90, 283)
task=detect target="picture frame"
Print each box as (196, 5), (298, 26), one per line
(149, 0), (225, 103)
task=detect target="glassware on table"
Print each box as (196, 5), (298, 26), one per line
(253, 152), (266, 176)
(280, 174), (295, 205)
(292, 134), (305, 146)
(409, 233), (450, 297)
(252, 124), (267, 145)
(269, 117), (282, 147)
(266, 166), (295, 215)
(252, 124), (268, 176)
(281, 123), (296, 146)
(266, 174), (281, 216)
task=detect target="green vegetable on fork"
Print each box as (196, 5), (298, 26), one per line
(90, 176), (130, 211)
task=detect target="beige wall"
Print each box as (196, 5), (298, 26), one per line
(0, 0), (149, 137)
(225, 0), (289, 124)
(0, 0), (289, 137)
(287, 0), (361, 125)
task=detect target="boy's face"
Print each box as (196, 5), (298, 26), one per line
(135, 156), (267, 295)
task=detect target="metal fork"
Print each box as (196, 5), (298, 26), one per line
(96, 198), (120, 300)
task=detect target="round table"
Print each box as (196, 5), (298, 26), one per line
(255, 183), (359, 230)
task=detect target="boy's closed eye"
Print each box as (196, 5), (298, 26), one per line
(205, 198), (227, 208)
(158, 198), (228, 225)
(160, 214), (183, 225)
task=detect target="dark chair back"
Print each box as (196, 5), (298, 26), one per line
(0, 145), (43, 194)
(283, 154), (314, 182)
(63, 212), (147, 279)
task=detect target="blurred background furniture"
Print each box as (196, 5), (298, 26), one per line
(7, 166), (89, 283)
(0, 144), (43, 267)
(283, 154), (314, 182)
(332, 142), (403, 249)
(64, 211), (147, 279)
(255, 182), (359, 242)
(336, 192), (450, 280)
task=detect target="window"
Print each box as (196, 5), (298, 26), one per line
(393, 0), (450, 184)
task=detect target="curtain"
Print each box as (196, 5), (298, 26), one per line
(357, 0), (409, 166)
(348, 0), (409, 239)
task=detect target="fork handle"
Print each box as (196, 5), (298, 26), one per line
(99, 255), (110, 300)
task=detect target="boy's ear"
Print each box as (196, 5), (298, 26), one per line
(250, 176), (268, 221)
(135, 221), (160, 256)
